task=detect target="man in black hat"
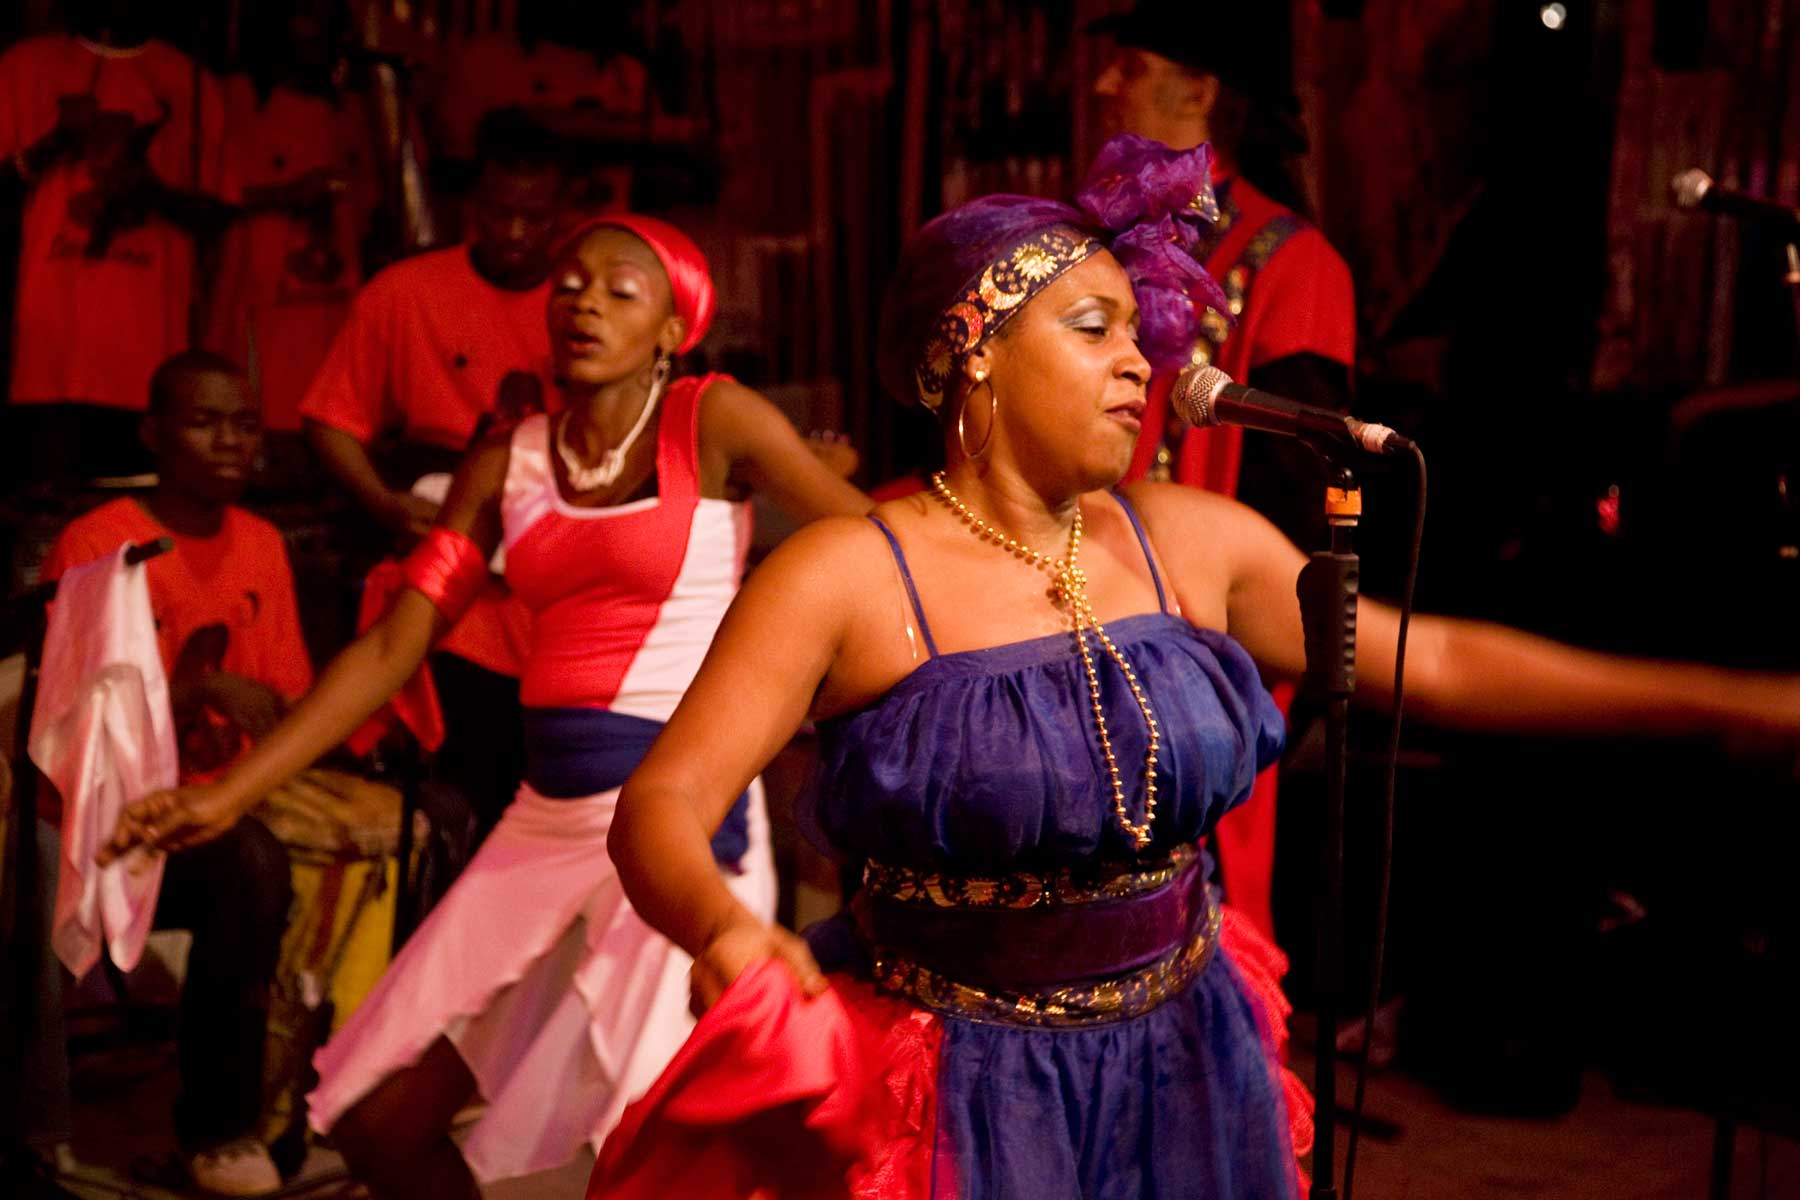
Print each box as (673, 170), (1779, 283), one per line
(1089, 0), (1358, 946)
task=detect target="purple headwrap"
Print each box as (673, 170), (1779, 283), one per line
(877, 135), (1228, 410)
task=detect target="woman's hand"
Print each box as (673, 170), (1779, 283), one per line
(379, 490), (441, 548)
(96, 783), (244, 865)
(806, 430), (859, 480)
(689, 914), (827, 1018)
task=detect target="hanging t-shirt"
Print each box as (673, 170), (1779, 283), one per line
(206, 78), (372, 432)
(0, 35), (238, 412)
(430, 34), (649, 162)
(43, 499), (313, 786)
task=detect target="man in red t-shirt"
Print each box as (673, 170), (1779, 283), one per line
(1090, 2), (1359, 947)
(0, 3), (240, 487)
(35, 350), (305, 1194)
(299, 111), (564, 841)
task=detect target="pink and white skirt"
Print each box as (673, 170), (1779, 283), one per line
(306, 779), (775, 1181)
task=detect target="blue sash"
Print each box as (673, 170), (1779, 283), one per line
(521, 707), (750, 867)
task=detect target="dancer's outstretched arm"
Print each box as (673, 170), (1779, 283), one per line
(99, 440), (511, 862)
(1125, 481), (1800, 748)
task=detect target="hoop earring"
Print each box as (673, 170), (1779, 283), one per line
(958, 377), (997, 460)
(651, 350), (673, 388)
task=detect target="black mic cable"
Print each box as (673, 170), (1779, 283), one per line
(1343, 441), (1425, 1200)
(1169, 360), (1424, 1197)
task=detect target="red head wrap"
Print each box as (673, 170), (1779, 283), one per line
(557, 213), (716, 353)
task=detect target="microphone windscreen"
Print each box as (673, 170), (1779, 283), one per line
(1670, 168), (1714, 209)
(1170, 364), (1231, 428)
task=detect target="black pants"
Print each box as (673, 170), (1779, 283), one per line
(30, 815), (291, 1153)
(153, 816), (293, 1152)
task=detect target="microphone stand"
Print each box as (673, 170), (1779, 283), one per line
(1, 538), (172, 1193)
(1299, 464), (1361, 1200)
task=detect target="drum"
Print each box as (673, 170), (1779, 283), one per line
(255, 768), (427, 1149)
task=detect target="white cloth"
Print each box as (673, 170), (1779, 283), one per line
(306, 779), (777, 1182)
(29, 547), (177, 977)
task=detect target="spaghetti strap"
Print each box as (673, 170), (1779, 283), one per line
(866, 515), (940, 658)
(1111, 491), (1170, 614)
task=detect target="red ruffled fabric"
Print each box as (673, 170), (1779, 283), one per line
(587, 960), (943, 1200)
(1220, 903), (1316, 1191)
(590, 909), (1311, 1199)
(344, 529), (496, 754)
(344, 560), (445, 755)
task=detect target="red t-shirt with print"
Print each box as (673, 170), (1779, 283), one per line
(43, 499), (313, 790)
(0, 35), (239, 412)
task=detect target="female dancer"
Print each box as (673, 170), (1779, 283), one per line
(103, 214), (870, 1198)
(593, 140), (1800, 1198)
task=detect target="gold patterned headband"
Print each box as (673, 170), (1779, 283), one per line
(913, 225), (1102, 411)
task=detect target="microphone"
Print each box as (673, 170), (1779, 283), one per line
(1670, 168), (1800, 229)
(1170, 364), (1413, 456)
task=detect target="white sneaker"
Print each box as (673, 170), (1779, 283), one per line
(188, 1138), (282, 1197)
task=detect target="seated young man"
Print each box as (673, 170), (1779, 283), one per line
(38, 350), (310, 1196)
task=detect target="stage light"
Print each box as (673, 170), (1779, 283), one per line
(1540, 3), (1568, 30)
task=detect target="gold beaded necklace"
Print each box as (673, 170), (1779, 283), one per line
(928, 471), (1161, 850)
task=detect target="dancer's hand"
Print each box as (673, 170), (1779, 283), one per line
(690, 914), (827, 1017)
(96, 783), (242, 865)
(806, 430), (859, 479)
(379, 490), (440, 548)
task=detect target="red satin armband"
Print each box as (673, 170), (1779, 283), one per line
(401, 527), (489, 625)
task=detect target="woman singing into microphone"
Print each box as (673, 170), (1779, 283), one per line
(591, 136), (1800, 1198)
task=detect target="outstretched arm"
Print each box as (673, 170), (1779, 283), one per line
(1354, 600), (1798, 742)
(701, 380), (873, 521)
(100, 440), (510, 862)
(1129, 481), (1800, 745)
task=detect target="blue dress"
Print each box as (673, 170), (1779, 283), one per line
(799, 495), (1304, 1199)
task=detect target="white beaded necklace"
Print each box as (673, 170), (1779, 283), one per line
(555, 369), (666, 492)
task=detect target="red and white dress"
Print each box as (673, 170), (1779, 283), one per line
(307, 374), (776, 1180)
